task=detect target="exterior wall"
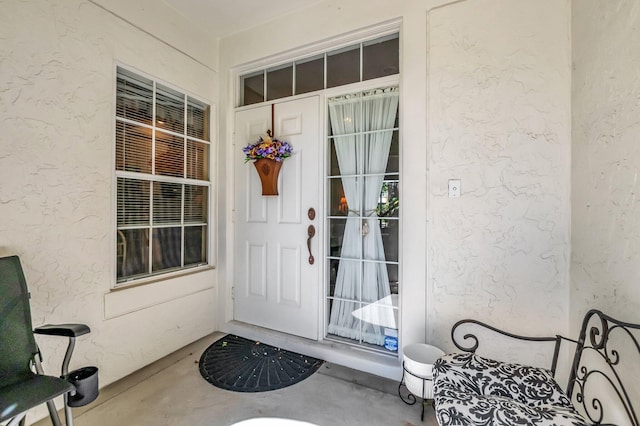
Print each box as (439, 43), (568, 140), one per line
(571, 1), (640, 331)
(89, 0), (218, 71)
(218, 0), (572, 372)
(428, 0), (572, 363)
(0, 0), (579, 414)
(0, 0), (217, 421)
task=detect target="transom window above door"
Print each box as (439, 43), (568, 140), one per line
(239, 33), (399, 106)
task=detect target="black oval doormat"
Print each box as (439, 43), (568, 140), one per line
(199, 335), (323, 392)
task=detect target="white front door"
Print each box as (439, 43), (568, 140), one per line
(233, 96), (320, 340)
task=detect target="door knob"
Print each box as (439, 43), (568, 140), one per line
(307, 225), (315, 265)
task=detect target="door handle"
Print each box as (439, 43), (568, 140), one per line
(307, 225), (315, 265)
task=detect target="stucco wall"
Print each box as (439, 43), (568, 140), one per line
(427, 0), (572, 362)
(218, 0), (572, 369)
(571, 1), (640, 330)
(89, 0), (218, 71)
(0, 0), (578, 416)
(0, 0), (217, 421)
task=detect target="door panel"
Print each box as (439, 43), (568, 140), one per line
(234, 97), (320, 340)
(278, 245), (301, 306)
(247, 242), (267, 298)
(279, 151), (302, 224)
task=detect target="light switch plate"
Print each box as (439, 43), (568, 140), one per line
(448, 179), (461, 198)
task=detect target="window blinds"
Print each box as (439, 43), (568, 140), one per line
(115, 66), (210, 283)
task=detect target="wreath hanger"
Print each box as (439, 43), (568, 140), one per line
(269, 103), (275, 138)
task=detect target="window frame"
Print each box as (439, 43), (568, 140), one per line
(230, 21), (401, 355)
(113, 65), (214, 288)
(238, 30), (400, 107)
(324, 84), (401, 354)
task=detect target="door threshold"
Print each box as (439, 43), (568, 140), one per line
(221, 320), (403, 381)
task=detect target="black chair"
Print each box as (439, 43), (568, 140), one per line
(0, 255), (98, 426)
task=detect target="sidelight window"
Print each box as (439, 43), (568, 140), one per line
(326, 86), (400, 352)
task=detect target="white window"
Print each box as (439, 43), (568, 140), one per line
(115, 67), (211, 284)
(326, 86), (400, 352)
(240, 33), (399, 106)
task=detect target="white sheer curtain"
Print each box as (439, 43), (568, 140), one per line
(327, 87), (399, 346)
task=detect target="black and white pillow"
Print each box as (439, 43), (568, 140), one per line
(433, 352), (589, 426)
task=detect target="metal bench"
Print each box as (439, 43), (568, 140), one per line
(433, 310), (639, 425)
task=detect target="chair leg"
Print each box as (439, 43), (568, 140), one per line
(33, 355), (63, 426)
(46, 399), (63, 426)
(63, 392), (74, 426)
(61, 337), (76, 426)
(8, 412), (28, 426)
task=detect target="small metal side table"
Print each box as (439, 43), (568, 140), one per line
(397, 343), (444, 421)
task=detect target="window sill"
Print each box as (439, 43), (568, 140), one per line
(113, 265), (214, 290)
(104, 266), (215, 319)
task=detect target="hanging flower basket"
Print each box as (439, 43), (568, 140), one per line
(243, 131), (293, 196)
(253, 158), (282, 196)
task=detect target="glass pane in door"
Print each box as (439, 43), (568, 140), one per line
(267, 63), (293, 101)
(325, 86), (400, 353)
(327, 45), (360, 88)
(296, 55), (324, 94)
(363, 34), (399, 80)
(242, 71), (265, 105)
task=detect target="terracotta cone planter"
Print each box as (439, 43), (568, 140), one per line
(253, 158), (282, 196)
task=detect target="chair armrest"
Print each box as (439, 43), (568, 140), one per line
(34, 324), (91, 337)
(451, 319), (564, 374)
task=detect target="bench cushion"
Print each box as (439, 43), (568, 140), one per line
(433, 352), (589, 426)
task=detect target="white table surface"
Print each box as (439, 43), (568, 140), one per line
(231, 418), (317, 426)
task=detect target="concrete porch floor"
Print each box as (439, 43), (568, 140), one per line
(35, 332), (438, 426)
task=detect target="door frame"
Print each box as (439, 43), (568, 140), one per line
(226, 74), (401, 348)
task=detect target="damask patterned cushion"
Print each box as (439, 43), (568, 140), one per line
(433, 353), (589, 426)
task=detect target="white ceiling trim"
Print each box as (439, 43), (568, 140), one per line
(231, 18), (402, 76)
